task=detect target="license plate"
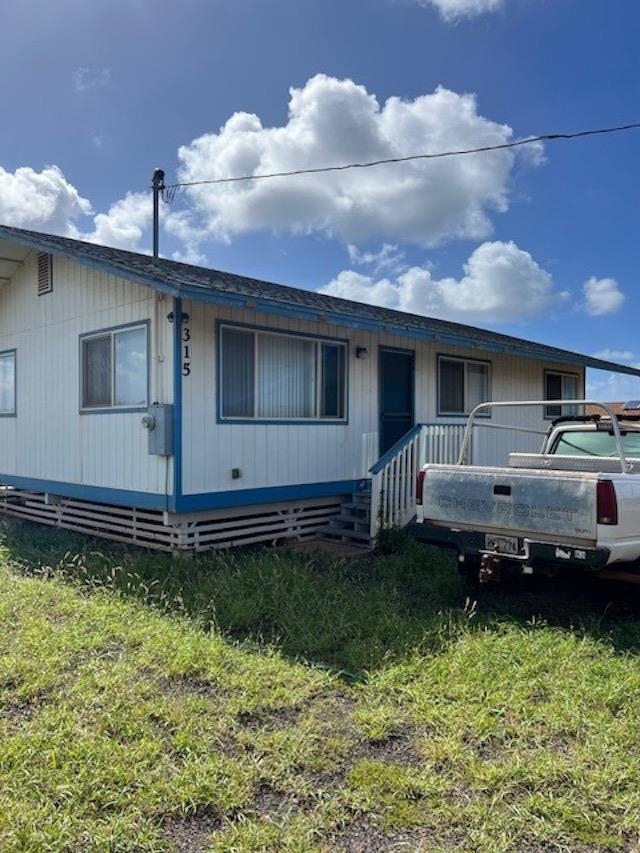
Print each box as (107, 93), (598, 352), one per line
(485, 534), (519, 555)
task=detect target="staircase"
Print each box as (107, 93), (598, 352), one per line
(316, 485), (373, 548)
(317, 422), (469, 550)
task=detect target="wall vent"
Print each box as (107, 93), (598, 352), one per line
(37, 253), (53, 295)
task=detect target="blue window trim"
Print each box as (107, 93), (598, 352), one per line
(437, 353), (492, 419)
(0, 473), (170, 511)
(0, 348), (17, 418)
(216, 319), (349, 425)
(79, 319), (150, 414)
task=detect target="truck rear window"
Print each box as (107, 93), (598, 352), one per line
(553, 430), (640, 457)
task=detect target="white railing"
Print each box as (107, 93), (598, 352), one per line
(369, 422), (467, 539)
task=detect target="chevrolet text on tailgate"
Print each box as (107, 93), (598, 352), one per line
(411, 401), (640, 585)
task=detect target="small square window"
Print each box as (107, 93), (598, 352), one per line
(438, 356), (490, 416)
(544, 371), (579, 418)
(81, 324), (148, 411)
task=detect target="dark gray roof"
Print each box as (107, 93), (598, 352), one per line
(0, 223), (638, 377)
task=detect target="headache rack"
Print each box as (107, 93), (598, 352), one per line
(457, 400), (634, 474)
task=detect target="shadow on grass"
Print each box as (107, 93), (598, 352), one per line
(1, 518), (639, 674)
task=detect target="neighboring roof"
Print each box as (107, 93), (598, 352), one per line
(1, 223), (639, 377)
(585, 402), (630, 416)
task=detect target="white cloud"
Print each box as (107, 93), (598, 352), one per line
(582, 276), (625, 316)
(592, 349), (636, 364)
(77, 192), (152, 251)
(587, 372), (640, 403)
(347, 243), (407, 274)
(321, 240), (566, 323)
(74, 67), (111, 93)
(175, 75), (541, 249)
(588, 350), (640, 403)
(417, 0), (504, 21)
(0, 165), (92, 236)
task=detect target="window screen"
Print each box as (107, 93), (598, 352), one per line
(83, 336), (111, 408)
(439, 357), (489, 415)
(221, 327), (255, 418)
(0, 351), (16, 415)
(219, 325), (346, 421)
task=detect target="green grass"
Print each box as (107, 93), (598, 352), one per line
(1, 518), (640, 851)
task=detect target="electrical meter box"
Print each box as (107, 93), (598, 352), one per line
(144, 403), (174, 456)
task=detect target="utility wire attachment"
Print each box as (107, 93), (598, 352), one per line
(162, 120), (640, 191)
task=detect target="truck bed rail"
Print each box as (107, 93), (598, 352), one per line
(459, 400), (632, 473)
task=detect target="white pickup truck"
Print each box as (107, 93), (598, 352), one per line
(412, 401), (640, 585)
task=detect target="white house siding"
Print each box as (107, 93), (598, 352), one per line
(180, 300), (584, 496)
(0, 253), (174, 496)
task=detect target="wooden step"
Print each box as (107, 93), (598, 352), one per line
(341, 502), (371, 514)
(316, 526), (372, 546)
(328, 514), (370, 529)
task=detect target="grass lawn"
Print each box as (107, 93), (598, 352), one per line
(1, 519), (640, 851)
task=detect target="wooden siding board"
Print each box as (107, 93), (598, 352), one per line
(180, 303), (586, 495)
(0, 253), (174, 496)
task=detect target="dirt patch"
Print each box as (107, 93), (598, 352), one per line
(158, 674), (229, 701)
(287, 540), (371, 558)
(237, 703), (303, 731)
(0, 699), (40, 723)
(161, 808), (221, 853)
(329, 817), (436, 852)
(356, 732), (424, 767)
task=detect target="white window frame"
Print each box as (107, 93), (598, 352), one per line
(218, 323), (348, 423)
(544, 369), (580, 419)
(0, 349), (16, 417)
(80, 322), (149, 413)
(437, 355), (491, 417)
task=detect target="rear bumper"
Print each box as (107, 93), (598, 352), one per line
(409, 520), (610, 572)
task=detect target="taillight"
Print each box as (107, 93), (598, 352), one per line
(597, 479), (618, 525)
(416, 469), (426, 505)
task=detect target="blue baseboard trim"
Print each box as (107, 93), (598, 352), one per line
(176, 480), (361, 512)
(0, 473), (172, 512)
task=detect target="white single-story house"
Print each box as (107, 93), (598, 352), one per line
(0, 224), (637, 550)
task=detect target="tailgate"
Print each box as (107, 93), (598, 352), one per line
(422, 465), (597, 541)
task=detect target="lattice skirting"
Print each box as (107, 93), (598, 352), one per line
(0, 486), (345, 552)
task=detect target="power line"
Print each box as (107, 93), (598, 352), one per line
(162, 120), (640, 194)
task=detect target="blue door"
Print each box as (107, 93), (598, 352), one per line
(379, 348), (414, 455)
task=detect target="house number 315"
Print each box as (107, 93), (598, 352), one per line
(182, 327), (191, 376)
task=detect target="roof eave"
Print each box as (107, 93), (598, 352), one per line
(2, 225), (639, 379)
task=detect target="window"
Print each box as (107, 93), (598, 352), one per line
(544, 370), (579, 418)
(438, 356), (490, 416)
(81, 324), (148, 411)
(219, 324), (347, 421)
(552, 429), (640, 458)
(0, 350), (16, 416)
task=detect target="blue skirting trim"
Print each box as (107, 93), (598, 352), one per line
(176, 480), (361, 512)
(0, 473), (171, 512)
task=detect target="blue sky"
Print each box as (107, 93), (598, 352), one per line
(1, 0), (639, 398)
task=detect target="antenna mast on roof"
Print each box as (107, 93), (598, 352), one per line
(151, 168), (165, 259)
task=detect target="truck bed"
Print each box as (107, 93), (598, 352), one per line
(421, 464), (598, 543)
